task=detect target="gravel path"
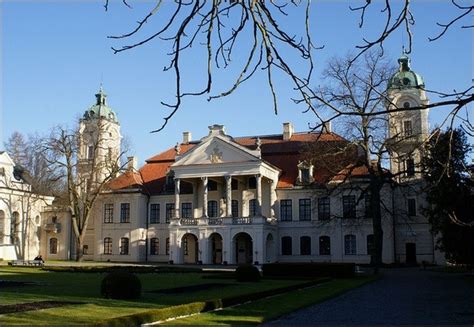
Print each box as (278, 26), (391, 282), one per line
(266, 268), (474, 326)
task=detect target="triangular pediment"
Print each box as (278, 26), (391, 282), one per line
(172, 136), (260, 167)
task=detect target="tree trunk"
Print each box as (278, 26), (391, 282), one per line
(370, 179), (384, 275)
(75, 237), (84, 262)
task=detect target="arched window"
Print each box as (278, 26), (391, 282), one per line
(150, 238), (159, 255)
(344, 234), (357, 255)
(231, 200), (239, 217)
(0, 210), (5, 245)
(11, 212), (20, 244)
(49, 238), (58, 254)
(300, 236), (311, 255)
(319, 236), (331, 255)
(120, 237), (129, 255)
(104, 237), (112, 255)
(249, 199), (257, 217)
(281, 236), (292, 255)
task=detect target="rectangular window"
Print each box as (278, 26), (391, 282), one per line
(280, 199), (292, 221)
(403, 120), (413, 137)
(248, 177), (256, 189)
(104, 203), (114, 223)
(408, 198), (417, 216)
(318, 197), (330, 220)
(299, 199), (311, 221)
(150, 204), (160, 224)
(344, 234), (356, 255)
(406, 158), (415, 176)
(165, 203), (174, 223)
(342, 195), (356, 219)
(181, 202), (192, 218)
(150, 238), (159, 255)
(208, 200), (218, 218)
(120, 203), (130, 223)
(120, 237), (129, 255)
(281, 236), (292, 255)
(104, 237), (112, 255)
(249, 199), (257, 217)
(231, 200), (239, 217)
(49, 238), (58, 254)
(87, 145), (94, 159)
(319, 236), (331, 255)
(300, 236), (311, 255)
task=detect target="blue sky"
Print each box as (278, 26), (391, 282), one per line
(1, 1), (472, 164)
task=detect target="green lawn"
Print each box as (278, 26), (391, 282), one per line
(0, 266), (304, 325)
(163, 276), (377, 325)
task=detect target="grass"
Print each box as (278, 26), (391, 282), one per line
(0, 266), (305, 325)
(163, 276), (378, 326)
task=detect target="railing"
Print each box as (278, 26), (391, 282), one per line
(232, 217), (252, 225)
(208, 218), (223, 225)
(180, 218), (198, 226)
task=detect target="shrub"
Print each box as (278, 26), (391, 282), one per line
(262, 263), (355, 278)
(235, 264), (261, 282)
(101, 272), (141, 299)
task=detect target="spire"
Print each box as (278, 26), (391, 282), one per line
(95, 85), (107, 106)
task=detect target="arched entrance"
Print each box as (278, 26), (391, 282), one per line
(265, 233), (275, 263)
(182, 233), (199, 264)
(209, 233), (223, 264)
(233, 232), (253, 264)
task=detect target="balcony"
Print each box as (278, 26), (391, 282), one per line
(232, 217), (252, 225)
(43, 223), (61, 233)
(180, 218), (198, 226)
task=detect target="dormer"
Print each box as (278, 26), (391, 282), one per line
(297, 161), (314, 185)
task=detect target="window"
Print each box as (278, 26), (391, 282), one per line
(231, 200), (239, 217)
(183, 237), (188, 255)
(367, 234), (375, 256)
(104, 237), (112, 255)
(408, 198), (417, 216)
(104, 203), (114, 223)
(344, 235), (356, 255)
(281, 236), (292, 255)
(300, 236), (311, 255)
(248, 176), (256, 189)
(365, 194), (372, 219)
(83, 245), (89, 255)
(87, 145), (94, 159)
(280, 199), (292, 221)
(342, 195), (356, 219)
(166, 238), (170, 255)
(120, 237), (129, 255)
(403, 120), (413, 137)
(49, 238), (58, 254)
(231, 179), (238, 190)
(319, 236), (331, 255)
(150, 204), (160, 224)
(406, 158), (415, 176)
(107, 147), (113, 161)
(318, 197), (330, 220)
(249, 199), (257, 217)
(181, 203), (192, 218)
(208, 200), (218, 218)
(165, 203), (174, 223)
(301, 168), (311, 184)
(403, 101), (411, 109)
(150, 238), (159, 255)
(120, 203), (130, 223)
(52, 216), (58, 224)
(207, 180), (218, 191)
(299, 199), (311, 221)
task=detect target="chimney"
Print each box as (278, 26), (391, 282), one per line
(283, 122), (294, 141)
(322, 121), (332, 133)
(183, 131), (192, 144)
(127, 156), (137, 171)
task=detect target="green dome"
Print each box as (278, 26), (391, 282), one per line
(83, 87), (118, 123)
(388, 54), (425, 89)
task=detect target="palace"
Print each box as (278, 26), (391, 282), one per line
(0, 55), (445, 265)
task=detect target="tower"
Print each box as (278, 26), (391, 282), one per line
(386, 54), (429, 179)
(77, 87), (121, 189)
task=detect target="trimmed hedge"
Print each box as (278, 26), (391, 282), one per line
(42, 265), (201, 274)
(101, 272), (141, 299)
(262, 263), (355, 278)
(235, 264), (261, 282)
(98, 278), (329, 327)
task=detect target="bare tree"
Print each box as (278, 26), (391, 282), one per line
(104, 0), (473, 133)
(42, 118), (128, 261)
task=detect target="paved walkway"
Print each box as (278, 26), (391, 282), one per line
(267, 268), (474, 326)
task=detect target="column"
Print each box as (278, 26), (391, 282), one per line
(174, 178), (180, 219)
(270, 179), (277, 218)
(225, 175), (232, 217)
(256, 174), (262, 216)
(202, 177), (208, 218)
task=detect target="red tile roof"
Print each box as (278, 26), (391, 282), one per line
(108, 131), (357, 194)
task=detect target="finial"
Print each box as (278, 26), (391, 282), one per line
(175, 142), (181, 155)
(255, 137), (262, 151)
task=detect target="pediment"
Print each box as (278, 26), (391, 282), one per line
(172, 136), (260, 167)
